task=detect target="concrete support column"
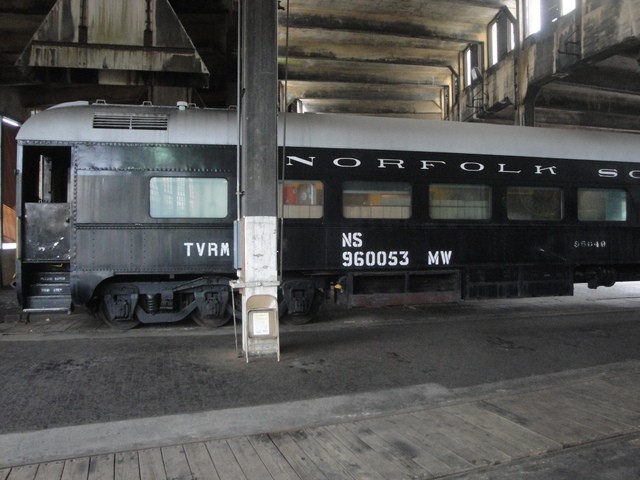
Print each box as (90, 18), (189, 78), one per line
(238, 0), (280, 360)
(519, 85), (541, 127)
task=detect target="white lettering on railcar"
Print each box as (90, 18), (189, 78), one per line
(427, 250), (453, 265)
(534, 165), (557, 175)
(461, 162), (484, 172)
(340, 232), (409, 267)
(498, 164), (521, 174)
(333, 157), (361, 168)
(285, 155), (561, 176)
(573, 240), (607, 248)
(184, 242), (231, 257)
(342, 250), (410, 267)
(420, 160), (446, 170)
(285, 156), (315, 166)
(598, 169), (640, 179)
(378, 158), (405, 169)
(342, 232), (363, 248)
(598, 168), (618, 178)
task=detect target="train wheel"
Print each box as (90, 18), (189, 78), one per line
(92, 284), (141, 330)
(191, 286), (242, 328)
(94, 302), (141, 330)
(278, 288), (320, 325)
(191, 308), (230, 328)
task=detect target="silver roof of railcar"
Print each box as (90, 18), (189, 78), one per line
(17, 101), (640, 163)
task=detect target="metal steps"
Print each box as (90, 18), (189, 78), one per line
(24, 271), (72, 312)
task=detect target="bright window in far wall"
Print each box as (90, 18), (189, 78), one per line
(488, 9), (516, 66)
(527, 0), (542, 35)
(463, 43), (481, 87)
(562, 0), (576, 15)
(527, 0), (576, 36)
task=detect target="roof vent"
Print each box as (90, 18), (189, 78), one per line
(93, 113), (168, 131)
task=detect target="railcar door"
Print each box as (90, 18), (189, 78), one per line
(16, 146), (72, 312)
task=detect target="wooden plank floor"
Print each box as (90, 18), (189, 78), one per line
(2, 370), (639, 480)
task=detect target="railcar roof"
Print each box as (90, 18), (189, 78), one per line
(17, 101), (639, 163)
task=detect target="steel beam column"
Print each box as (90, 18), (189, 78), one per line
(239, 0), (280, 360)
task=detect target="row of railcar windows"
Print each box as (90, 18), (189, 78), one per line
(279, 180), (627, 222)
(146, 177), (627, 222)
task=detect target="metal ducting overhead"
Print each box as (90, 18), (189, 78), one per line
(16, 0), (209, 88)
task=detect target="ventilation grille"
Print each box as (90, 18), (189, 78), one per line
(93, 114), (169, 131)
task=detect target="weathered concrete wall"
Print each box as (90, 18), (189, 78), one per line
(459, 52), (516, 122)
(18, 0), (208, 87)
(30, 0), (195, 48)
(515, 0), (639, 125)
(468, 0), (640, 125)
(582, 0), (639, 54)
(486, 56), (516, 104)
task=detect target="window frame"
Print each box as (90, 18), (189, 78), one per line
(506, 185), (564, 222)
(526, 0), (576, 37)
(278, 179), (325, 219)
(577, 188), (628, 222)
(149, 176), (229, 219)
(463, 43), (482, 88)
(488, 9), (517, 66)
(428, 183), (493, 221)
(342, 180), (412, 220)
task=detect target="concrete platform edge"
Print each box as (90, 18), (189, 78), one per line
(1, 359), (638, 469)
(0, 382), (451, 468)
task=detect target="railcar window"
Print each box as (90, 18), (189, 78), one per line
(343, 181), (411, 219)
(578, 189), (627, 222)
(507, 187), (563, 221)
(278, 180), (324, 218)
(429, 184), (491, 220)
(150, 177), (228, 218)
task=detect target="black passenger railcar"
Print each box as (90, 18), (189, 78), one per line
(15, 101), (640, 328)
